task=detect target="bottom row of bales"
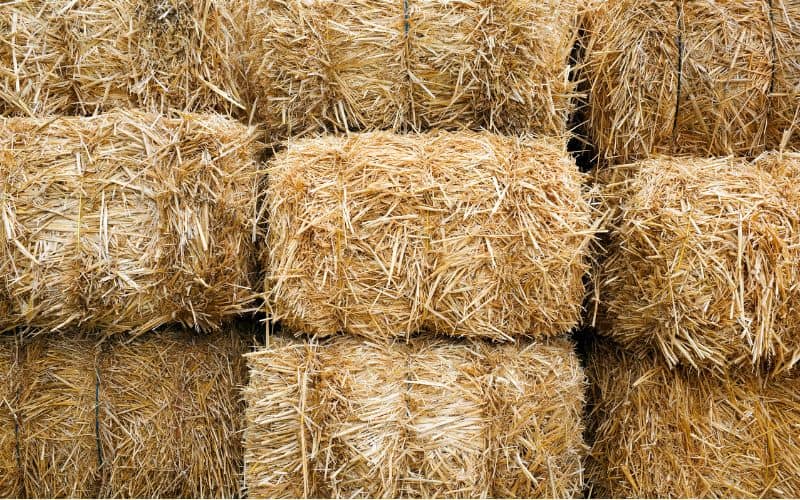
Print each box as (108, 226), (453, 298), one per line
(0, 329), (587, 498)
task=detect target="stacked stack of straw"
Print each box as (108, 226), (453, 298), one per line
(589, 150), (800, 495)
(0, 330), (247, 498)
(248, 130), (596, 493)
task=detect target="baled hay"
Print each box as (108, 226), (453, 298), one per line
(98, 329), (246, 498)
(0, 336), (20, 497)
(770, 0), (800, 149)
(266, 131), (594, 341)
(583, 0), (787, 163)
(244, 335), (586, 498)
(0, 0), (245, 116)
(242, 0), (581, 141)
(0, 110), (261, 335)
(587, 339), (800, 498)
(594, 154), (800, 373)
(18, 336), (100, 498)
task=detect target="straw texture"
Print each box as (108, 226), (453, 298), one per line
(0, 0), (245, 116)
(98, 330), (246, 498)
(587, 339), (800, 498)
(0, 110), (261, 335)
(18, 336), (100, 498)
(242, 0), (581, 142)
(8, 329), (247, 497)
(593, 154), (800, 373)
(266, 131), (594, 341)
(770, 0), (800, 149)
(244, 335), (586, 498)
(0, 336), (20, 498)
(583, 0), (796, 163)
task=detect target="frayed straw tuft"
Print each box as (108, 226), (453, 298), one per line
(587, 339), (800, 498)
(244, 334), (586, 498)
(0, 0), (245, 116)
(593, 153), (800, 373)
(0, 110), (261, 335)
(583, 0), (798, 163)
(241, 0), (582, 142)
(266, 131), (595, 341)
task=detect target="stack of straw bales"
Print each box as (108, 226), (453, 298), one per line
(266, 131), (595, 341)
(593, 153), (800, 373)
(1, 329), (246, 498)
(244, 335), (586, 498)
(583, 0), (800, 163)
(0, 0), (246, 116)
(589, 152), (800, 496)
(0, 110), (261, 335)
(586, 341), (800, 497)
(241, 0), (582, 141)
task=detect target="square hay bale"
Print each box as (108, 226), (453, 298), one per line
(0, 336), (20, 498)
(0, 110), (261, 335)
(0, 0), (245, 116)
(587, 339), (800, 498)
(18, 336), (100, 498)
(583, 0), (793, 163)
(593, 153), (800, 373)
(12, 329), (247, 497)
(243, 335), (586, 498)
(266, 131), (594, 341)
(98, 329), (246, 498)
(241, 0), (581, 141)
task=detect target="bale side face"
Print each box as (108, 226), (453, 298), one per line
(18, 336), (99, 498)
(98, 330), (246, 498)
(0, 110), (260, 334)
(587, 340), (800, 498)
(242, 0), (580, 140)
(595, 155), (800, 372)
(243, 335), (587, 498)
(266, 131), (593, 341)
(0, 0), (245, 116)
(583, 0), (792, 163)
(0, 336), (19, 498)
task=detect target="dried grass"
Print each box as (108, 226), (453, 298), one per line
(10, 329), (247, 497)
(587, 339), (800, 498)
(0, 335), (20, 498)
(770, 0), (800, 150)
(17, 335), (100, 498)
(593, 153), (800, 373)
(0, 110), (261, 335)
(98, 329), (247, 498)
(244, 334), (586, 498)
(241, 0), (581, 142)
(266, 131), (594, 341)
(0, 0), (245, 116)
(583, 0), (795, 164)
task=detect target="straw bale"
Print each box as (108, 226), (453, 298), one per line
(0, 0), (245, 116)
(242, 0), (581, 141)
(266, 131), (593, 341)
(98, 329), (246, 498)
(583, 0), (784, 163)
(0, 110), (261, 335)
(0, 336), (20, 498)
(770, 0), (800, 149)
(17, 336), (100, 498)
(594, 155), (800, 373)
(587, 339), (800, 498)
(244, 335), (586, 498)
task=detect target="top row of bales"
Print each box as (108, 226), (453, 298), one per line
(3, 0), (797, 154)
(0, 0), (580, 140)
